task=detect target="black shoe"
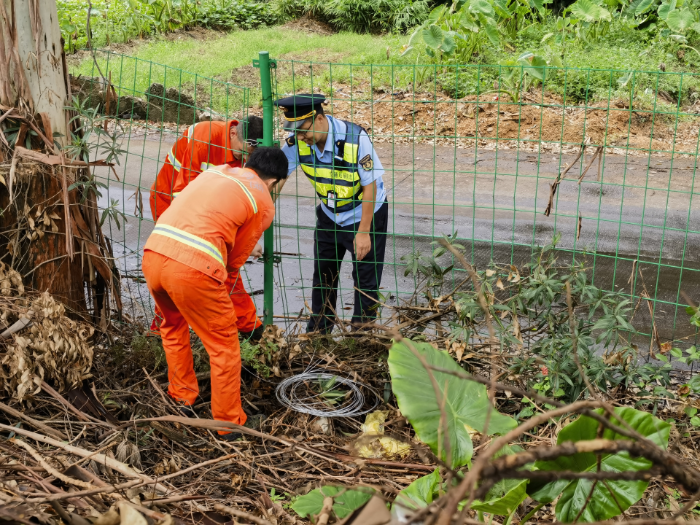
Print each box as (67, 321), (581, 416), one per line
(239, 325), (265, 344)
(176, 404), (197, 418)
(219, 432), (243, 442)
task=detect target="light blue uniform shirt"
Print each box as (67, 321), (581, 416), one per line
(281, 115), (386, 227)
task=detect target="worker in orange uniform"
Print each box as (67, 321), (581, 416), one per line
(148, 117), (266, 342)
(142, 147), (288, 440)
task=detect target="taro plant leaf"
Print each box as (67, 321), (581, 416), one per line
(423, 25), (444, 50)
(531, 0), (551, 14)
(291, 486), (373, 519)
(570, 0), (612, 21)
(388, 340), (517, 469)
(517, 52), (548, 81)
(627, 0), (655, 15)
(492, 0), (513, 17)
(666, 9), (695, 31)
(441, 33), (457, 54)
(470, 0), (496, 17)
(631, 0), (655, 14)
(394, 469), (441, 512)
(529, 407), (671, 522)
(429, 5), (447, 22)
(657, 0), (677, 20)
(479, 14), (502, 46)
(472, 445), (529, 516)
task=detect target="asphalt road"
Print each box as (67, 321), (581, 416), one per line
(96, 131), (700, 339)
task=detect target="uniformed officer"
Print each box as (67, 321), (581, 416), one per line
(275, 94), (388, 333)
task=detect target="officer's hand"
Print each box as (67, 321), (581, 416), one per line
(354, 233), (372, 261)
(251, 242), (263, 260)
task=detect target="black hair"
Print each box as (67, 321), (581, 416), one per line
(238, 116), (264, 143)
(246, 147), (288, 182)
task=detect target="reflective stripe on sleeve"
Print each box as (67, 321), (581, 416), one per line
(166, 146), (183, 172)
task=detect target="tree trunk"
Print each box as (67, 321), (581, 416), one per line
(0, 0), (119, 322)
(0, 0), (67, 142)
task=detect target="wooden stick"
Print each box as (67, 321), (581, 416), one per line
(41, 381), (115, 428)
(11, 439), (94, 490)
(214, 503), (273, 525)
(316, 496), (334, 525)
(0, 423), (169, 494)
(0, 401), (67, 440)
(22, 453), (237, 504)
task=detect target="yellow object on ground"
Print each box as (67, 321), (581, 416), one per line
(353, 411), (411, 460)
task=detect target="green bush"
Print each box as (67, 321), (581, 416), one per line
(274, 0), (431, 33)
(196, 0), (279, 31)
(57, 0), (278, 51)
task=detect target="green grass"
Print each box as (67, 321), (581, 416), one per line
(71, 22), (700, 115)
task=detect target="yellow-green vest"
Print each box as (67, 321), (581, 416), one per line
(294, 120), (365, 213)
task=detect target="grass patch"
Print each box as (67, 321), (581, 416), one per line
(70, 27), (402, 115)
(70, 22), (700, 115)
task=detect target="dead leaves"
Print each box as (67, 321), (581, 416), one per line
(0, 289), (94, 402)
(23, 202), (60, 241)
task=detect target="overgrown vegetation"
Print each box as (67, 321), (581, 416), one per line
(57, 0), (278, 52)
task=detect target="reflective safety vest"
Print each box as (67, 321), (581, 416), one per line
(144, 167), (274, 283)
(296, 120), (365, 213)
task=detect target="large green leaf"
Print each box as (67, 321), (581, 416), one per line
(492, 0), (513, 18)
(422, 24), (444, 49)
(472, 445), (529, 516)
(429, 5), (447, 22)
(531, 0), (550, 15)
(470, 0), (496, 17)
(517, 52), (548, 81)
(460, 9), (481, 31)
(529, 407), (671, 523)
(629, 0), (655, 15)
(291, 486), (373, 519)
(394, 470), (441, 511)
(388, 341), (517, 469)
(479, 14), (502, 46)
(570, 0), (612, 21)
(657, 0), (677, 20)
(666, 8), (695, 31)
(441, 33), (457, 54)
(473, 479), (528, 515)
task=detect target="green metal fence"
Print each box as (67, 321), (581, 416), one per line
(264, 57), (700, 343)
(75, 50), (261, 324)
(79, 50), (700, 344)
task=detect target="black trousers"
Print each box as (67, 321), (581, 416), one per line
(307, 201), (389, 333)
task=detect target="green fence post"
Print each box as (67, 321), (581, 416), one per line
(257, 51), (275, 327)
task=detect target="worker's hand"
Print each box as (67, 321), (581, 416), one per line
(354, 233), (372, 261)
(251, 242), (263, 260)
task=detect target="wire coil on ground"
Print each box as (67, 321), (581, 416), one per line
(275, 369), (380, 418)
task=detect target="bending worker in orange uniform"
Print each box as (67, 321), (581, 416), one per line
(149, 117), (266, 341)
(142, 147), (288, 439)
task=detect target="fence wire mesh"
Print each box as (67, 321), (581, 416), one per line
(72, 51), (258, 324)
(74, 51), (700, 345)
(268, 59), (700, 343)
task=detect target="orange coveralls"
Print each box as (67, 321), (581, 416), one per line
(143, 167), (274, 428)
(149, 120), (260, 335)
